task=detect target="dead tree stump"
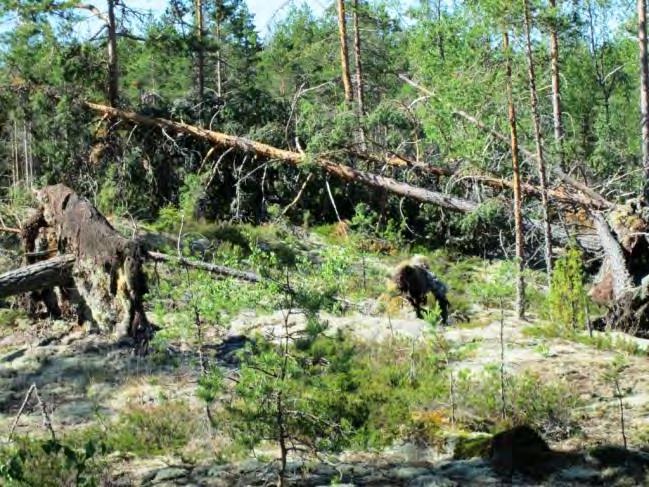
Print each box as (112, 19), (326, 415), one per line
(21, 184), (154, 351)
(590, 198), (649, 336)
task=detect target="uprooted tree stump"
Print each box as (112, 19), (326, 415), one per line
(589, 198), (649, 336)
(14, 184), (154, 351)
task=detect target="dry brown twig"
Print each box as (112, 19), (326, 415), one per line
(8, 383), (56, 442)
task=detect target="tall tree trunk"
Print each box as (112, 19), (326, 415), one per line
(336, 0), (354, 106)
(352, 0), (366, 151)
(215, 0), (223, 98)
(195, 0), (205, 107)
(106, 0), (119, 106)
(639, 0), (649, 199)
(523, 0), (553, 281)
(504, 31), (526, 319)
(436, 0), (445, 61)
(549, 0), (564, 170)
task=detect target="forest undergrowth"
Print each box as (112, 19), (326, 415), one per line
(0, 208), (647, 485)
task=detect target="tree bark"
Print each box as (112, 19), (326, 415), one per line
(352, 0), (365, 114)
(195, 0), (205, 106)
(215, 0), (223, 98)
(0, 251), (265, 298)
(639, 0), (649, 199)
(106, 0), (119, 106)
(523, 0), (553, 280)
(352, 0), (366, 150)
(22, 185), (153, 350)
(549, 0), (565, 170)
(504, 31), (526, 319)
(0, 255), (74, 299)
(360, 146), (605, 208)
(84, 101), (479, 212)
(592, 212), (633, 300)
(147, 251), (262, 283)
(336, 0), (354, 106)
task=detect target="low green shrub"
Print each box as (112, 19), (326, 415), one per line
(0, 437), (107, 487)
(456, 368), (581, 439)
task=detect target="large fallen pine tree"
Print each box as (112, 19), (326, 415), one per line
(80, 101), (649, 336)
(2, 101), (646, 344)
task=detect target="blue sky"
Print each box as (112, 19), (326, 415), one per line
(1, 1), (418, 40)
(80, 1), (416, 34)
(91, 1), (328, 33)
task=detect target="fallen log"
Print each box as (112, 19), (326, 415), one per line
(582, 198), (649, 336)
(397, 73), (614, 210)
(464, 174), (603, 208)
(592, 212), (633, 300)
(147, 251), (262, 283)
(87, 101), (608, 213)
(0, 254), (74, 298)
(84, 102), (479, 213)
(353, 149), (600, 208)
(0, 248), (264, 298)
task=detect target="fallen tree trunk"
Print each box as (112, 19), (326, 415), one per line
(88, 101), (608, 212)
(592, 212), (633, 300)
(81, 102), (612, 257)
(464, 174), (603, 208)
(584, 199), (649, 336)
(0, 255), (74, 298)
(0, 251), (264, 299)
(85, 102), (478, 213)
(397, 73), (614, 210)
(148, 251), (262, 283)
(354, 149), (601, 208)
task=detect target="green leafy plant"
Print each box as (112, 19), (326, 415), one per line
(206, 271), (360, 486)
(547, 247), (588, 331)
(456, 368), (581, 438)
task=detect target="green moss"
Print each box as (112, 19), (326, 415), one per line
(0, 309), (24, 328)
(452, 433), (492, 459)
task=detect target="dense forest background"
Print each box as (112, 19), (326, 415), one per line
(0, 0), (641, 257)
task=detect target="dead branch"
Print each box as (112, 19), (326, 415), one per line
(8, 383), (56, 442)
(147, 251), (262, 284)
(0, 254), (75, 298)
(32, 385), (56, 441)
(8, 384), (36, 442)
(279, 173), (314, 219)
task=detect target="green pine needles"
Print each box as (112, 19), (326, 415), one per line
(548, 247), (588, 331)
